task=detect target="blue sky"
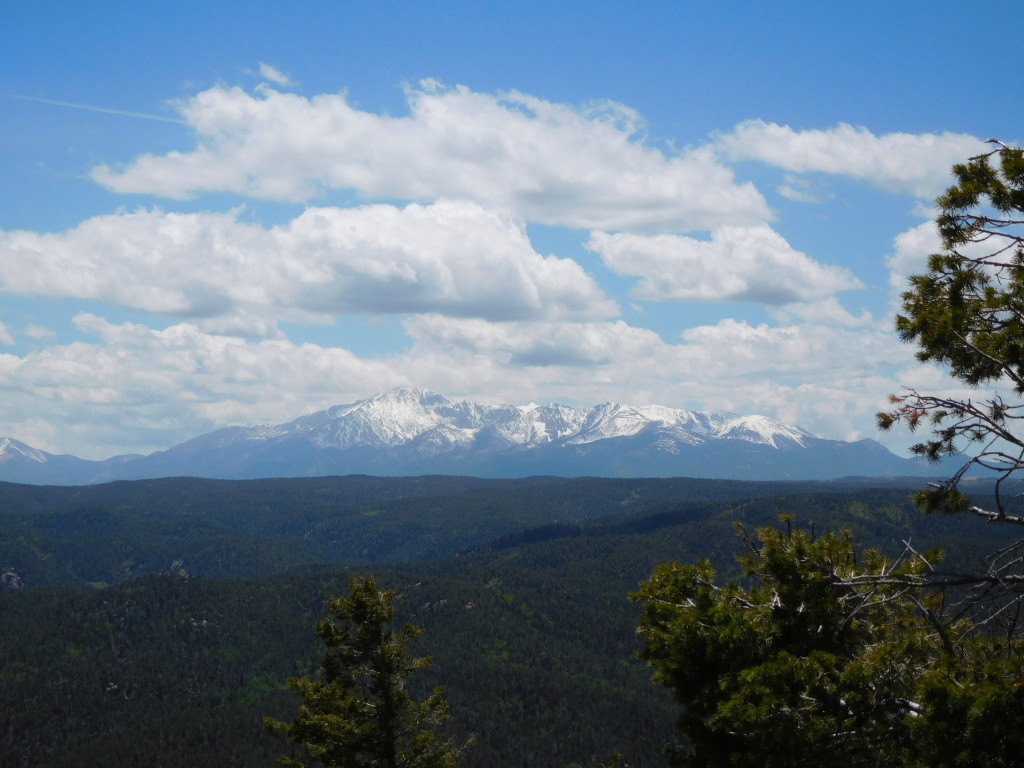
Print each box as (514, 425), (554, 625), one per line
(1, 0), (1020, 459)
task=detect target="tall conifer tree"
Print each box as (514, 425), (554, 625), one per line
(266, 575), (467, 768)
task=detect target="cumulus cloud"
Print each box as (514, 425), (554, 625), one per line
(403, 313), (923, 446)
(0, 314), (405, 456)
(770, 297), (875, 328)
(676, 317), (904, 379)
(0, 201), (616, 327)
(405, 315), (665, 369)
(715, 121), (986, 197)
(887, 219), (941, 293)
(91, 81), (770, 232)
(586, 225), (862, 304)
(4, 72), (996, 464)
(404, 314), (908, 395)
(0, 309), (926, 458)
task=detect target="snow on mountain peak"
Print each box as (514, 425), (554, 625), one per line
(300, 388), (456, 448)
(171, 388), (816, 455)
(0, 437), (48, 463)
(713, 414), (811, 448)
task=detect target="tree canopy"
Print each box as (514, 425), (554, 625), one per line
(633, 521), (1024, 768)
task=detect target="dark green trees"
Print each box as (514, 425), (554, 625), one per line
(266, 575), (467, 768)
(634, 524), (931, 767)
(633, 522), (1024, 768)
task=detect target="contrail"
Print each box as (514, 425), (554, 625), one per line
(8, 94), (187, 124)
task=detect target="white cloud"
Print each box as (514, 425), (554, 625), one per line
(0, 322), (13, 346)
(24, 324), (55, 340)
(769, 297), (875, 328)
(403, 314), (924, 447)
(257, 62), (296, 87)
(91, 81), (770, 232)
(0, 309), (930, 459)
(408, 314), (907, 396)
(715, 121), (986, 197)
(665, 318), (928, 446)
(405, 315), (665, 369)
(0, 315), (405, 457)
(586, 225), (862, 304)
(676, 318), (904, 379)
(0, 301), (937, 462)
(0, 201), (616, 327)
(887, 219), (940, 293)
(776, 174), (831, 204)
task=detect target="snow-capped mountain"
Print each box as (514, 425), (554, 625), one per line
(158, 388), (811, 460)
(0, 438), (48, 463)
(0, 387), (948, 485)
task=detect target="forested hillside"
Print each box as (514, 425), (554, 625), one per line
(0, 476), (1015, 767)
(0, 475), (934, 588)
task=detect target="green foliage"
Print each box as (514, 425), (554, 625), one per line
(265, 575), (467, 768)
(911, 648), (1024, 768)
(879, 143), (1024, 513)
(3, 481), (1020, 767)
(634, 521), (1024, 767)
(635, 524), (928, 766)
(900, 145), (1024, 384)
(872, 145), (1024, 737)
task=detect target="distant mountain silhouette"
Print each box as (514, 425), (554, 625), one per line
(0, 388), (955, 484)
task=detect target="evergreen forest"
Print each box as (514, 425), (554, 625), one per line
(1, 474), (1016, 767)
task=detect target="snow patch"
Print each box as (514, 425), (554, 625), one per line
(0, 438), (48, 463)
(148, 388), (817, 455)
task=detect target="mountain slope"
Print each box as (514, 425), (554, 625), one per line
(0, 387), (946, 484)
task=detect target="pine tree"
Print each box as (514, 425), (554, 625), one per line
(879, 142), (1024, 517)
(877, 142), (1024, 636)
(633, 521), (1024, 767)
(266, 575), (468, 768)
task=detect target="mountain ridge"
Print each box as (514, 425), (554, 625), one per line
(0, 387), (945, 484)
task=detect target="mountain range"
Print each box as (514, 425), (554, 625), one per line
(0, 387), (950, 485)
